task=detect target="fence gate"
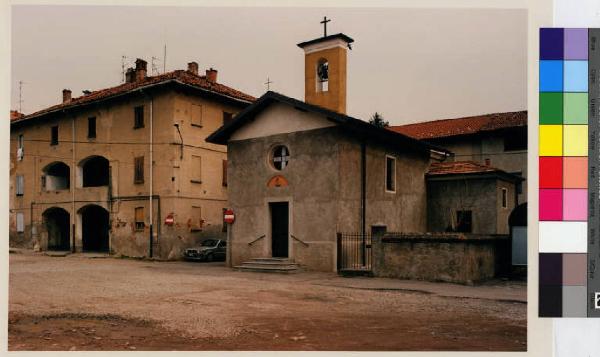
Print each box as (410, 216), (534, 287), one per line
(336, 232), (372, 274)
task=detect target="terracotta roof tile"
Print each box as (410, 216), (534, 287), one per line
(428, 161), (503, 176)
(388, 111), (527, 140)
(10, 110), (24, 121)
(12, 70), (256, 124)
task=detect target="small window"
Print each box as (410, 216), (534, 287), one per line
(134, 106), (144, 129)
(16, 212), (24, 233)
(134, 156), (144, 184)
(191, 206), (202, 231)
(503, 130), (527, 151)
(316, 58), (329, 92)
(191, 104), (203, 127)
(456, 210), (472, 233)
(135, 207), (144, 231)
(191, 155), (202, 183)
(88, 117), (97, 138)
(16, 175), (24, 196)
(51, 126), (59, 145)
(222, 159), (228, 187)
(501, 188), (508, 208)
(223, 112), (233, 126)
(271, 145), (290, 171)
(17, 134), (24, 149)
(385, 155), (396, 192)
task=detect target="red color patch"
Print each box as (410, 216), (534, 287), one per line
(539, 157), (563, 188)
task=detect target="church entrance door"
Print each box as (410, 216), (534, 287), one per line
(270, 202), (289, 258)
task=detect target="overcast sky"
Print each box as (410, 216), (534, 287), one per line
(11, 6), (526, 124)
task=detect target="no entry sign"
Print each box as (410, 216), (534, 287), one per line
(224, 209), (235, 224)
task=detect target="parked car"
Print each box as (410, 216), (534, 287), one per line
(184, 239), (226, 262)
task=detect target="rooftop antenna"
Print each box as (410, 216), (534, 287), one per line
(163, 44), (167, 73)
(121, 55), (127, 82)
(18, 80), (24, 113)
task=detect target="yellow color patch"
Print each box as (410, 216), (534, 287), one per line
(539, 125), (563, 156)
(563, 125), (588, 156)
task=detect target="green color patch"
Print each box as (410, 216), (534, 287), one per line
(539, 92), (563, 124)
(564, 92), (588, 124)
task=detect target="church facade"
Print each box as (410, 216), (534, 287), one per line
(207, 33), (449, 271)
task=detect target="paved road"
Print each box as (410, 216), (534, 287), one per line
(9, 252), (527, 351)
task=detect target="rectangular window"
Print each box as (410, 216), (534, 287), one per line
(16, 212), (24, 233)
(88, 116), (97, 138)
(16, 175), (24, 196)
(222, 112), (233, 126)
(135, 207), (144, 231)
(191, 206), (202, 231)
(18, 134), (24, 149)
(503, 130), (527, 151)
(191, 104), (203, 127)
(191, 155), (202, 183)
(222, 159), (227, 187)
(50, 126), (59, 145)
(385, 155), (396, 192)
(134, 156), (144, 184)
(501, 188), (508, 208)
(456, 210), (472, 233)
(134, 105), (144, 129)
(17, 134), (24, 161)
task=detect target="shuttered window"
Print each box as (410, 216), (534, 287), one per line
(16, 213), (24, 233)
(135, 207), (144, 231)
(134, 106), (144, 129)
(191, 104), (203, 127)
(16, 175), (24, 196)
(134, 156), (144, 184)
(191, 206), (202, 231)
(191, 155), (202, 183)
(222, 160), (227, 187)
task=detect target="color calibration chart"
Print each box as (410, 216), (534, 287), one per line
(539, 28), (600, 317)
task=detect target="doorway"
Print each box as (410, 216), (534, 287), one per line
(270, 202), (289, 258)
(80, 205), (110, 253)
(43, 207), (70, 251)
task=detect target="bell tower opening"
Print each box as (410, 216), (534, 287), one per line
(297, 20), (353, 114)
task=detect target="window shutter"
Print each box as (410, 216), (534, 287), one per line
(16, 213), (24, 233)
(191, 156), (202, 183)
(222, 160), (227, 187)
(191, 206), (202, 230)
(134, 157), (144, 184)
(191, 104), (203, 126)
(16, 175), (24, 196)
(135, 207), (144, 230)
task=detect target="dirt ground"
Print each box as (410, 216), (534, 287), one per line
(8, 252), (527, 351)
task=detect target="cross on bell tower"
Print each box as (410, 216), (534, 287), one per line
(320, 16), (331, 37)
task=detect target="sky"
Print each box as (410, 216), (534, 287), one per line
(11, 6), (527, 125)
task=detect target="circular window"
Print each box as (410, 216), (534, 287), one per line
(271, 145), (290, 171)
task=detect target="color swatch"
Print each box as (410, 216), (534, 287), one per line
(539, 28), (593, 318)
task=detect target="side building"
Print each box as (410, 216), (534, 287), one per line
(9, 59), (254, 259)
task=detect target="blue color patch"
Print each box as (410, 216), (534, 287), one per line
(540, 28), (564, 60)
(540, 60), (564, 92)
(564, 61), (588, 92)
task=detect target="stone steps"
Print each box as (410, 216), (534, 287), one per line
(235, 257), (300, 273)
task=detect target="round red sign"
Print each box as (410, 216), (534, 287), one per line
(165, 214), (174, 226)
(224, 209), (235, 224)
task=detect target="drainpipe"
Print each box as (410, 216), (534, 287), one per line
(71, 114), (76, 253)
(149, 96), (154, 258)
(360, 141), (366, 263)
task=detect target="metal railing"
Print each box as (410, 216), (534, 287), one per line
(336, 232), (372, 272)
(248, 235), (265, 246)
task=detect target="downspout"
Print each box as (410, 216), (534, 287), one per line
(71, 114), (76, 253)
(361, 141), (366, 264)
(149, 96), (154, 258)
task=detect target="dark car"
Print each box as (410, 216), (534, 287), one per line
(184, 239), (226, 262)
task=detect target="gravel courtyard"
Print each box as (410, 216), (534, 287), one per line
(9, 252), (527, 351)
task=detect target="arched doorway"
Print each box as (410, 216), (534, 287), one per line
(42, 162), (70, 191)
(43, 207), (70, 251)
(79, 156), (109, 187)
(79, 205), (109, 252)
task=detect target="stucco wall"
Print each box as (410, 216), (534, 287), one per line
(9, 86), (243, 258)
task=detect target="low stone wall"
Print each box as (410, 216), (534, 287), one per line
(372, 232), (510, 285)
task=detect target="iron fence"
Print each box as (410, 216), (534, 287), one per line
(336, 232), (372, 273)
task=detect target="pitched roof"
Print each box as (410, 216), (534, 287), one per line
(427, 161), (522, 182)
(11, 70), (256, 125)
(388, 111), (527, 140)
(297, 33), (354, 48)
(206, 91), (450, 156)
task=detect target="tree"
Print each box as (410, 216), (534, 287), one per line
(369, 112), (389, 128)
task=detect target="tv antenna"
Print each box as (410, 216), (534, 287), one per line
(18, 80), (24, 113)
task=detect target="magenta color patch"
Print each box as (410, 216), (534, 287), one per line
(563, 189), (588, 221)
(540, 189), (563, 220)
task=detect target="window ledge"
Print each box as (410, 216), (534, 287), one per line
(191, 124), (203, 128)
(190, 180), (203, 184)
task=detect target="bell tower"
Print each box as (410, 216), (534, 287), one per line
(297, 18), (354, 114)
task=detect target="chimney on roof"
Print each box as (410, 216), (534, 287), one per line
(62, 89), (72, 103)
(125, 68), (135, 83)
(135, 58), (147, 81)
(205, 68), (218, 83)
(187, 62), (199, 75)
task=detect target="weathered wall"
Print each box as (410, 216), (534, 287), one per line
(372, 233), (509, 284)
(10, 86), (242, 258)
(426, 176), (516, 234)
